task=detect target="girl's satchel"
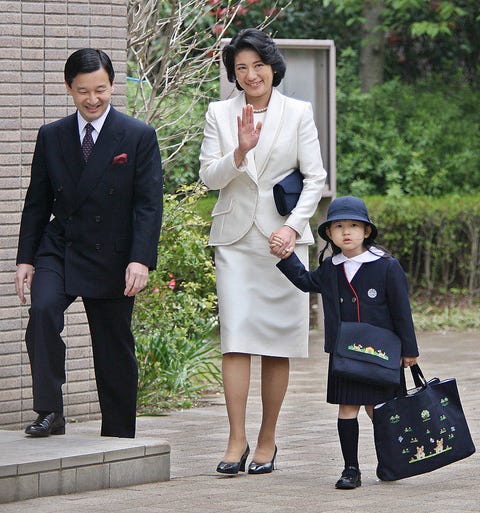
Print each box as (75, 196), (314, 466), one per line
(331, 267), (401, 386)
(332, 321), (402, 386)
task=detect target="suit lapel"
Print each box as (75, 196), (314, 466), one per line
(58, 114), (83, 194)
(73, 108), (124, 211)
(226, 89), (286, 181)
(254, 88), (285, 178)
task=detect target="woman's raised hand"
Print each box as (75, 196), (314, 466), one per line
(234, 105), (262, 167)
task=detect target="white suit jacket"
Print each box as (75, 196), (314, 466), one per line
(199, 89), (327, 246)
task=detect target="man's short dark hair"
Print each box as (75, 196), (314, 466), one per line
(222, 28), (286, 91)
(64, 48), (115, 87)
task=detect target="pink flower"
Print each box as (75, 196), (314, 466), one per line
(212, 24), (225, 35)
(167, 274), (176, 291)
(112, 153), (128, 165)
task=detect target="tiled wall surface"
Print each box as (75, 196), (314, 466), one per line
(0, 0), (128, 429)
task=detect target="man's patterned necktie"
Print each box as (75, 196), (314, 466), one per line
(81, 123), (94, 162)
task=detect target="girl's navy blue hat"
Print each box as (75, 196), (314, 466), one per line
(318, 196), (378, 242)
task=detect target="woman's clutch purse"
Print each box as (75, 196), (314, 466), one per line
(273, 169), (304, 216)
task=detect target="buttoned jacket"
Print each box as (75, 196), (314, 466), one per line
(277, 253), (419, 357)
(16, 107), (163, 298)
(199, 89), (327, 245)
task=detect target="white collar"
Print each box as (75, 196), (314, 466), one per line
(77, 104), (111, 137)
(332, 246), (384, 266)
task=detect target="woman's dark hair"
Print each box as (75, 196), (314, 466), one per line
(222, 28), (286, 91)
(64, 48), (115, 87)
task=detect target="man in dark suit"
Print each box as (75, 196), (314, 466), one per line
(15, 48), (163, 438)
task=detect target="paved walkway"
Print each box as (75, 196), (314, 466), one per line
(2, 330), (479, 513)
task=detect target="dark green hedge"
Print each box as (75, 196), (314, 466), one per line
(364, 195), (480, 300)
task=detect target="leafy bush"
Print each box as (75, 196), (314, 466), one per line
(365, 194), (480, 302)
(133, 183), (220, 411)
(126, 78), (215, 194)
(336, 50), (480, 197)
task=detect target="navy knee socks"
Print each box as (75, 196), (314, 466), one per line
(337, 417), (359, 469)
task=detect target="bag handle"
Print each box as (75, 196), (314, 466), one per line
(410, 364), (426, 387)
(400, 364), (426, 394)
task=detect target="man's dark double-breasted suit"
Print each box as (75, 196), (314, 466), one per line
(17, 106), (163, 437)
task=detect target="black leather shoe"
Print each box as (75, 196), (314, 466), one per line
(335, 466), (361, 489)
(25, 412), (65, 437)
(216, 444), (250, 475)
(248, 445), (277, 474)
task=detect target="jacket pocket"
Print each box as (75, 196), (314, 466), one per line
(211, 197), (233, 217)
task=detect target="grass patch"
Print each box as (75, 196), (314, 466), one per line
(412, 302), (480, 332)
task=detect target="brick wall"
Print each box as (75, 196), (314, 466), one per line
(0, 0), (128, 429)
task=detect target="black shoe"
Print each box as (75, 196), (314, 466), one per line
(216, 444), (250, 475)
(25, 412), (65, 437)
(335, 466), (361, 489)
(248, 445), (277, 475)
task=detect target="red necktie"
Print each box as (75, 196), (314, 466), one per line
(81, 123), (95, 162)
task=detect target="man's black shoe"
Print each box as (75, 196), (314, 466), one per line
(25, 412), (65, 437)
(335, 466), (362, 489)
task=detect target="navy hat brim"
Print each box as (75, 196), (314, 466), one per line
(318, 216), (378, 241)
(317, 196), (378, 242)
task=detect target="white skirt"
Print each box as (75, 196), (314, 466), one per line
(214, 225), (310, 358)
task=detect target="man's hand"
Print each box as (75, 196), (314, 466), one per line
(15, 263), (34, 304)
(124, 262), (149, 297)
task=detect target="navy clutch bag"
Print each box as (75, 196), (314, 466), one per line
(273, 169), (304, 216)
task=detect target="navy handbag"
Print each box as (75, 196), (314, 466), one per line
(373, 365), (476, 481)
(273, 169), (303, 216)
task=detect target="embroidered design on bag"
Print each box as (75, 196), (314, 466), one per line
(347, 343), (389, 360)
(409, 442), (452, 463)
(399, 417), (456, 464)
(421, 409), (431, 422)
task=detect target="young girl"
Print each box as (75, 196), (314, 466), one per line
(270, 196), (419, 489)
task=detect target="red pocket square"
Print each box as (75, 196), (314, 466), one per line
(112, 153), (128, 165)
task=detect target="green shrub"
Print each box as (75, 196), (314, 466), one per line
(336, 51), (480, 197)
(365, 194), (480, 302)
(126, 78), (216, 194)
(133, 183), (220, 411)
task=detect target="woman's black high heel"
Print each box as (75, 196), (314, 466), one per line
(248, 445), (277, 474)
(216, 444), (250, 475)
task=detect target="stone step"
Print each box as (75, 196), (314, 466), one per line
(0, 430), (170, 504)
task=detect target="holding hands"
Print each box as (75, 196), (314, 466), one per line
(234, 105), (262, 167)
(269, 226), (297, 259)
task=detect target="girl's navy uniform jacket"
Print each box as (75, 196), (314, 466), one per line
(277, 253), (419, 358)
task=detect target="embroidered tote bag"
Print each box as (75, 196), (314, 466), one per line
(373, 365), (476, 481)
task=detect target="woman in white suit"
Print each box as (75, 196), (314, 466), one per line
(199, 28), (326, 475)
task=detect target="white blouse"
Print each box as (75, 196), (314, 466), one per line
(332, 247), (384, 283)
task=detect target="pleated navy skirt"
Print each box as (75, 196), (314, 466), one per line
(326, 355), (400, 406)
